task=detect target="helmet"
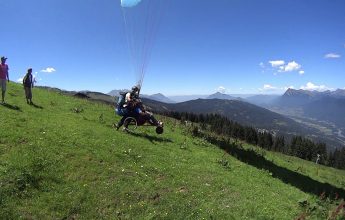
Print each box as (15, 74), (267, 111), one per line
(132, 86), (139, 92)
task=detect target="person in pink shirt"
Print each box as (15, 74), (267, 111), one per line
(0, 56), (10, 104)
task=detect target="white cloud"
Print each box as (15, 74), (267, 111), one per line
(283, 61), (301, 72)
(17, 77), (23, 82)
(216, 86), (227, 93)
(259, 84), (297, 93)
(41, 67), (56, 73)
(263, 84), (276, 90)
(265, 59), (303, 74)
(258, 84), (279, 92)
(269, 60), (285, 67)
(300, 82), (330, 92)
(324, 53), (341, 59)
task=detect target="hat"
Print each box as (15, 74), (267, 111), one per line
(1, 56), (7, 60)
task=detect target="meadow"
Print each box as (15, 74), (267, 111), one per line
(1, 83), (344, 219)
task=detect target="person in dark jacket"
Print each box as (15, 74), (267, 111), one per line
(23, 68), (34, 104)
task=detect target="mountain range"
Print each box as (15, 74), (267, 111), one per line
(273, 89), (345, 127)
(54, 86), (345, 149)
(277, 88), (345, 107)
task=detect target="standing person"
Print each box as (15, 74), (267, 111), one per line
(0, 56), (9, 104)
(23, 68), (34, 104)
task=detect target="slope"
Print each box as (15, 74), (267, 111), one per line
(0, 83), (344, 219)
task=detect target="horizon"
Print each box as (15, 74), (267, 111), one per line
(1, 0), (344, 95)
(36, 82), (344, 97)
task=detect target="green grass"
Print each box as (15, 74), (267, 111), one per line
(1, 83), (345, 219)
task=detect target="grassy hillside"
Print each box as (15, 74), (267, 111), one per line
(1, 83), (345, 219)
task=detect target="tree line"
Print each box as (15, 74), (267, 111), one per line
(162, 111), (345, 170)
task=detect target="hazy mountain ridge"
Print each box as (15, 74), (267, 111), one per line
(255, 89), (345, 148)
(277, 89), (345, 126)
(280, 88), (345, 106)
(207, 92), (237, 100)
(141, 93), (176, 103)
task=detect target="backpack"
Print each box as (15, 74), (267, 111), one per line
(117, 92), (128, 108)
(115, 92), (128, 116)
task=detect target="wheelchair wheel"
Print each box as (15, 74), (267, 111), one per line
(156, 126), (164, 134)
(124, 117), (138, 132)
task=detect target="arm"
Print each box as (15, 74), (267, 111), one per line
(31, 75), (34, 88)
(125, 92), (132, 102)
(7, 65), (9, 82)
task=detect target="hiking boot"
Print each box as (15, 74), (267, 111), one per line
(158, 121), (164, 127)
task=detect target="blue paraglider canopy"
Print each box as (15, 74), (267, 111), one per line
(121, 0), (142, 8)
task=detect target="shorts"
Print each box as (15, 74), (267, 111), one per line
(0, 79), (6, 92)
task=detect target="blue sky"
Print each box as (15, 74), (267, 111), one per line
(1, 0), (344, 95)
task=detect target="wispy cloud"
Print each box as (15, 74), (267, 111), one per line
(216, 86), (227, 93)
(324, 53), (341, 59)
(299, 70), (305, 75)
(258, 84), (279, 92)
(300, 82), (331, 92)
(263, 84), (277, 90)
(41, 67), (56, 73)
(269, 60), (285, 67)
(259, 84), (295, 92)
(17, 77), (23, 83)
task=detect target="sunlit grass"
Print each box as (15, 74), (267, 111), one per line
(1, 83), (344, 219)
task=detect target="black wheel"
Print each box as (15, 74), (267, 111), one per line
(156, 126), (164, 134)
(124, 117), (138, 132)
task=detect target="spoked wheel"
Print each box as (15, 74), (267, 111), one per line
(123, 117), (138, 132)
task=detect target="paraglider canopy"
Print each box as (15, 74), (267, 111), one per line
(121, 0), (142, 7)
(120, 0), (167, 90)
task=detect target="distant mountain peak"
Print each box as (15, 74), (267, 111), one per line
(283, 89), (318, 97)
(332, 89), (345, 97)
(207, 92), (236, 100)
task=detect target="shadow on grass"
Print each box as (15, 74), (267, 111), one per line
(128, 131), (173, 144)
(30, 103), (44, 109)
(206, 136), (345, 199)
(0, 103), (22, 112)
